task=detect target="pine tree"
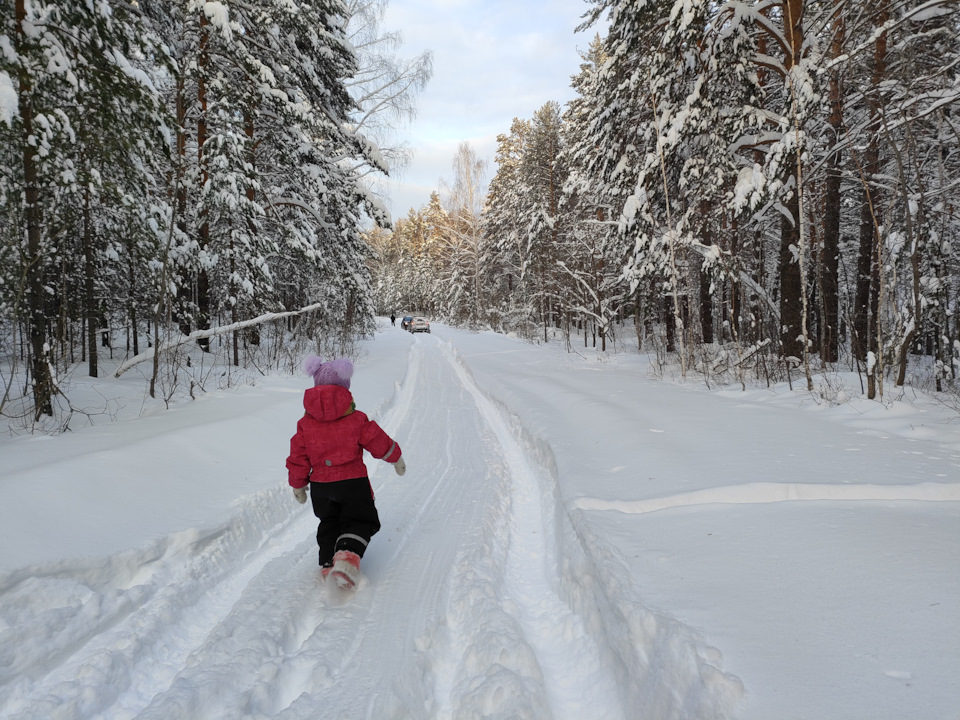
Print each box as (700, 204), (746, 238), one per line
(145, 0), (385, 359)
(521, 102), (566, 341)
(561, 37), (624, 351)
(484, 118), (533, 333)
(1, 0), (168, 417)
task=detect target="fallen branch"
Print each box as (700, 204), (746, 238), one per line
(115, 302), (324, 377)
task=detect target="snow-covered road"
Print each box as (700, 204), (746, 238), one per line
(1, 334), (656, 719)
(1, 323), (956, 719)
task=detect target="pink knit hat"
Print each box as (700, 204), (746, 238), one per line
(303, 355), (353, 389)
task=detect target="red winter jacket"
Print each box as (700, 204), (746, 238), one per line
(286, 384), (401, 489)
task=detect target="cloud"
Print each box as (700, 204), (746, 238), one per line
(378, 0), (606, 215)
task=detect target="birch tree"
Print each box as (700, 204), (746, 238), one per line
(439, 142), (487, 326)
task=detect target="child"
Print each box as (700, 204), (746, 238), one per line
(286, 355), (406, 588)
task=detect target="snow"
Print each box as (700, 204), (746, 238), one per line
(732, 164), (765, 212)
(1, 322), (958, 719)
(910, 0), (955, 21)
(0, 71), (17, 126)
(203, 2), (233, 41)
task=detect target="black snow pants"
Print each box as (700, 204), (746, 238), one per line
(309, 477), (381, 566)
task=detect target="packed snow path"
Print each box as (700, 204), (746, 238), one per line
(0, 337), (638, 719)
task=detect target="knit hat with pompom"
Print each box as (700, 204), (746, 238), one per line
(303, 355), (353, 389)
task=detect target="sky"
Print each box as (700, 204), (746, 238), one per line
(1, 321), (958, 719)
(378, 0), (606, 218)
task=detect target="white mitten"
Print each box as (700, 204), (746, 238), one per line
(393, 457), (406, 476)
(293, 486), (308, 504)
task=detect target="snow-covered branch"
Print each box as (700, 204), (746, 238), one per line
(114, 303), (326, 378)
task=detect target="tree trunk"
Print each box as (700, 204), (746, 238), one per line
(890, 121), (923, 388)
(83, 186), (98, 377)
(174, 72), (191, 337)
(664, 292), (676, 353)
(17, 0), (53, 418)
(729, 216), (742, 341)
(699, 262), (714, 345)
(820, 0), (844, 364)
(778, 190), (803, 359)
(128, 237), (139, 357)
(853, 188), (875, 364)
(240, 106), (258, 357)
(196, 14), (211, 352)
(541, 256), (548, 343)
(597, 253), (607, 351)
(822, 163), (841, 362)
(778, 0), (805, 362)
(866, 211), (882, 399)
(854, 0), (889, 398)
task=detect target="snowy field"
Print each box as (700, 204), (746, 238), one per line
(1, 321), (958, 720)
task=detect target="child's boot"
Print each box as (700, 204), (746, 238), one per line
(330, 550), (361, 589)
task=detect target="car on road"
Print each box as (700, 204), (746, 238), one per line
(409, 317), (431, 333)
(400, 316), (413, 331)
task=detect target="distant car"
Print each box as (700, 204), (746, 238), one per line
(409, 317), (431, 333)
(400, 316), (413, 331)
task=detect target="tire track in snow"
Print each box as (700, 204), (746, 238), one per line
(263, 335), (532, 719)
(439, 342), (626, 720)
(376, 334), (422, 441)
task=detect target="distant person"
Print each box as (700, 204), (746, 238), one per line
(390, 313), (396, 326)
(286, 355), (407, 589)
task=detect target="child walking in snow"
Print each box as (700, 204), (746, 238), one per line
(286, 356), (406, 588)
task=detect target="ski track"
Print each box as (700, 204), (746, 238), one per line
(0, 494), (313, 720)
(100, 522), (317, 720)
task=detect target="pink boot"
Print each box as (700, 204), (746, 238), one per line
(330, 550), (361, 589)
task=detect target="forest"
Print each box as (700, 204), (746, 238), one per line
(1, 0), (429, 425)
(2, 0), (958, 428)
(373, 0), (960, 399)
